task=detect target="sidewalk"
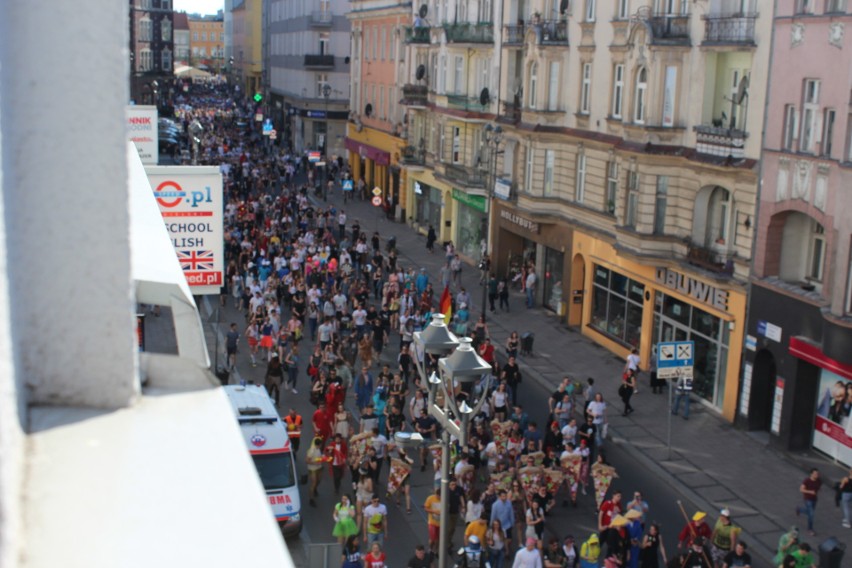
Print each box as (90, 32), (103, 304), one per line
(321, 187), (851, 563)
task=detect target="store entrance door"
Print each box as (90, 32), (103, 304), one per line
(748, 349), (776, 432)
(659, 320), (689, 343)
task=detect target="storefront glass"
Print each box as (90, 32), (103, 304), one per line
(456, 202), (485, 259)
(590, 265), (644, 348)
(652, 293), (730, 407)
(414, 181), (441, 230)
(544, 248), (564, 313)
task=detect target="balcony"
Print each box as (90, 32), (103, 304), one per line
(686, 242), (734, 276)
(443, 22), (494, 44)
(401, 145), (426, 166)
(702, 13), (757, 46)
(310, 10), (333, 26)
(405, 26), (431, 44)
(445, 93), (489, 112)
(498, 101), (522, 124)
(401, 84), (428, 107)
(694, 125), (748, 159)
(443, 163), (485, 188)
(304, 54), (335, 68)
(537, 20), (569, 45)
(648, 15), (691, 45)
(503, 24), (526, 45)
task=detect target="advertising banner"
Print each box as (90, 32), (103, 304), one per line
(127, 105), (159, 165)
(144, 166), (224, 295)
(813, 369), (852, 466)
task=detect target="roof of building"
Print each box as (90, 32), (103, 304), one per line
(173, 11), (189, 30)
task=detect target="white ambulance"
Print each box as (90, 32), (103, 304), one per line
(224, 384), (302, 536)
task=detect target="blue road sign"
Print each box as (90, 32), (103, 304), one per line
(342, 179), (354, 191)
(657, 341), (694, 368)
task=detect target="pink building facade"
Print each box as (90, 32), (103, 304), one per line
(741, 0), (852, 464)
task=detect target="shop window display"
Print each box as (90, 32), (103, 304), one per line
(590, 265), (644, 347)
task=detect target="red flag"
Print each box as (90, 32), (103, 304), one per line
(439, 286), (452, 324)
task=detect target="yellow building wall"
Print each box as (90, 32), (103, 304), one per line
(572, 231), (745, 422)
(405, 169), (453, 242)
(346, 124), (407, 206)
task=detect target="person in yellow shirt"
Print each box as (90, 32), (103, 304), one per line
(424, 487), (442, 555)
(465, 511), (489, 547)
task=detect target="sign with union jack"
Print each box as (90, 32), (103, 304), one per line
(145, 166), (224, 295)
(177, 249), (216, 271)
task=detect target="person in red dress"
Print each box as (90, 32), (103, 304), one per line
(364, 542), (386, 568)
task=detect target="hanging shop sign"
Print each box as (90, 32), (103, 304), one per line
(499, 209), (539, 234)
(452, 188), (487, 213)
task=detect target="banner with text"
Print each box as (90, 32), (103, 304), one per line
(145, 166), (224, 295)
(127, 105), (159, 165)
(813, 369), (852, 467)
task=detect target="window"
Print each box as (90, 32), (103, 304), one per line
(783, 105), (798, 151)
(654, 176), (668, 235)
(454, 56), (464, 94)
(576, 152), (586, 202)
(201, 32), (207, 41)
(634, 67), (647, 124)
(845, 239), (852, 313)
(140, 18), (153, 41)
(161, 18), (172, 41)
(707, 186), (732, 246)
(525, 147), (535, 193)
(612, 64), (624, 118)
(580, 63), (592, 114)
(140, 49), (152, 71)
(319, 32), (330, 55)
(379, 86), (384, 119)
(161, 49), (172, 71)
(625, 170), (639, 228)
(826, 0), (847, 12)
(547, 61), (559, 112)
(617, 0), (630, 19)
(801, 79), (820, 153)
(480, 0), (493, 21)
(192, 31), (198, 41)
(846, 114), (852, 162)
(606, 160), (618, 214)
(585, 0), (596, 21)
(439, 54), (447, 94)
(544, 150), (555, 196)
(316, 74), (329, 98)
(528, 62), (538, 109)
(452, 126), (461, 163)
(809, 223), (826, 282)
(381, 27), (386, 60)
(390, 29), (396, 61)
(795, 0), (812, 13)
(590, 265), (644, 347)
(822, 109), (836, 157)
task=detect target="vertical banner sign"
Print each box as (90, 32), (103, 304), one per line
(771, 377), (784, 435)
(739, 363), (752, 417)
(813, 369), (852, 466)
(126, 105), (159, 165)
(662, 66), (677, 128)
(145, 166), (224, 295)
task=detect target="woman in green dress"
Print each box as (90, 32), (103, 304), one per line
(333, 494), (359, 544)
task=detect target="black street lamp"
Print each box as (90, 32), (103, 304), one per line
(480, 123), (503, 322)
(322, 83), (332, 202)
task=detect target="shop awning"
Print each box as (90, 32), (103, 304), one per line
(789, 336), (852, 380)
(345, 137), (390, 166)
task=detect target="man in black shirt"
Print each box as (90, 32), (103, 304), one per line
(416, 408), (437, 471)
(501, 356), (522, 406)
(406, 544), (434, 568)
(446, 478), (466, 550)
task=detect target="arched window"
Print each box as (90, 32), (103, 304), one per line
(528, 62), (538, 109)
(634, 67), (647, 124)
(706, 186), (732, 246)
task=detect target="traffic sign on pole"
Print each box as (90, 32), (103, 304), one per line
(342, 179), (354, 192)
(372, 187), (382, 197)
(657, 340), (694, 379)
(371, 196), (383, 207)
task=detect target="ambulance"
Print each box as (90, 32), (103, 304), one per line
(224, 384), (302, 536)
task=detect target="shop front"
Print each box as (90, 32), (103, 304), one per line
(573, 231), (746, 420)
(407, 170), (453, 242)
(491, 201), (572, 315)
(345, 126), (405, 213)
(452, 189), (486, 262)
(740, 280), (852, 462)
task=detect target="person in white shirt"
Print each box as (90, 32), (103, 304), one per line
(512, 537), (543, 568)
(625, 348), (641, 394)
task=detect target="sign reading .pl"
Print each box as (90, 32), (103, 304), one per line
(145, 166), (224, 295)
(657, 340), (694, 380)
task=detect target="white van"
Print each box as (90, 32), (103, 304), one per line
(224, 384), (302, 536)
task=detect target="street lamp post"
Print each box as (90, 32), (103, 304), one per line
(413, 314), (493, 568)
(322, 83), (332, 202)
(479, 124), (503, 322)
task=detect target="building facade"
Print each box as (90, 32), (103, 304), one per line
(399, 0), (771, 420)
(741, 0), (852, 463)
(173, 12), (190, 66)
(232, 0), (263, 96)
(188, 17), (225, 71)
(264, 0), (350, 157)
(400, 0), (504, 254)
(346, 0), (411, 214)
(129, 0), (175, 106)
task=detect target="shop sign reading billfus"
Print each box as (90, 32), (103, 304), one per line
(145, 166), (224, 295)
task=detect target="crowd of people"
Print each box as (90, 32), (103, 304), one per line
(181, 82), (832, 568)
